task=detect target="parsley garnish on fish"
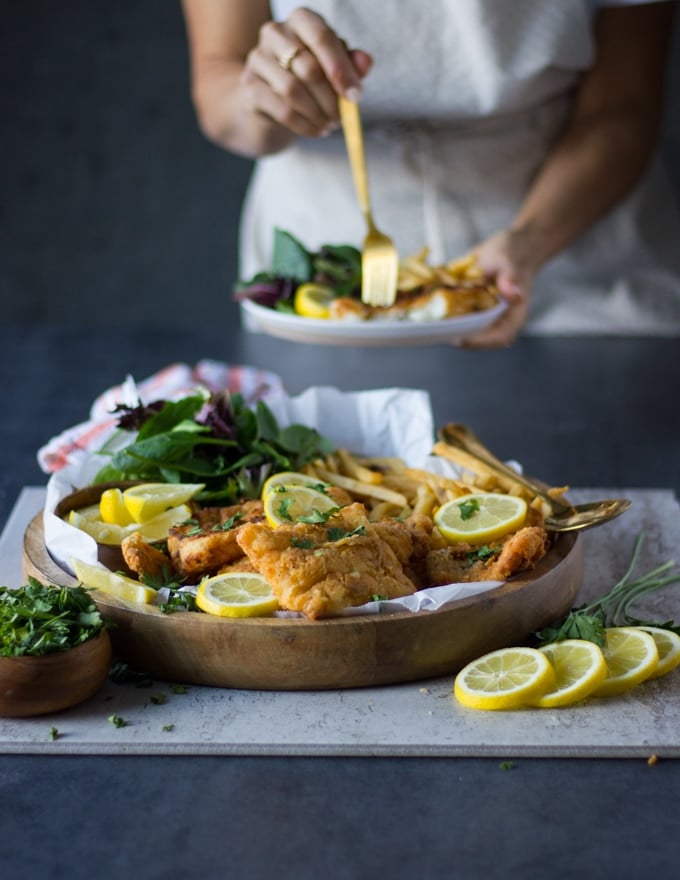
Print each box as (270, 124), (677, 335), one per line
(326, 524), (367, 541)
(535, 532), (680, 647)
(458, 498), (480, 521)
(296, 507), (340, 524)
(291, 536), (315, 549)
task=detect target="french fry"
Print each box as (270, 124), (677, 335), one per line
(335, 448), (383, 485)
(313, 466), (409, 507)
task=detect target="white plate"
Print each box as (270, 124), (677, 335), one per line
(241, 299), (507, 347)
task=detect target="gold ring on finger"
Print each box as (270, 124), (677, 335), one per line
(277, 46), (301, 73)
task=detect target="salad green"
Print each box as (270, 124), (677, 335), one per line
(94, 390), (334, 506)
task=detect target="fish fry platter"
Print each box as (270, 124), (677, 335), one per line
(23, 386), (584, 690)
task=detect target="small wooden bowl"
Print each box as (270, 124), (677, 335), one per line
(0, 630), (112, 718)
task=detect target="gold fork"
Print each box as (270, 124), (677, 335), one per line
(338, 97), (399, 307)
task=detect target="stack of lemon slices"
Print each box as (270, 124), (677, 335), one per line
(454, 626), (680, 710)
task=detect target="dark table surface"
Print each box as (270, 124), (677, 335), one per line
(1, 322), (679, 880)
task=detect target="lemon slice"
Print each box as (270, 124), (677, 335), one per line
(196, 572), (279, 618)
(263, 484), (340, 528)
(434, 492), (527, 544)
(134, 503), (193, 540)
(592, 626), (659, 697)
(533, 639), (608, 708)
(122, 482), (205, 523)
(71, 558), (157, 604)
(262, 471), (331, 498)
(68, 510), (136, 545)
(454, 646), (555, 710)
(293, 283), (335, 319)
(99, 488), (135, 526)
(68, 503), (104, 525)
(635, 626), (680, 679)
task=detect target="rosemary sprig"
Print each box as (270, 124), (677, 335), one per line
(535, 532), (680, 647)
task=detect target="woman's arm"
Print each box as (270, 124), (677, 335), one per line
(470, 1), (677, 347)
(181, 0), (372, 158)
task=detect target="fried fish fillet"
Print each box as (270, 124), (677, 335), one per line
(167, 499), (264, 577)
(328, 285), (498, 323)
(424, 525), (549, 586)
(121, 531), (173, 581)
(235, 503), (417, 619)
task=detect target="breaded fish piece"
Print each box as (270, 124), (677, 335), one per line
(167, 499), (264, 577)
(236, 503), (416, 619)
(424, 526), (549, 586)
(121, 531), (172, 581)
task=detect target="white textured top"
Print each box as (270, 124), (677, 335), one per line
(240, 0), (680, 335)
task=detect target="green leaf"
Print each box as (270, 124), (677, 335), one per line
(271, 228), (312, 281)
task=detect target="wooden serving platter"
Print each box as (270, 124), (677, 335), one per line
(23, 511), (583, 691)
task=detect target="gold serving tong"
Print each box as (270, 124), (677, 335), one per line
(436, 423), (632, 533)
(338, 96), (399, 307)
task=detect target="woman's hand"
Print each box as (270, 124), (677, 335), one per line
(182, 2), (372, 157)
(458, 228), (538, 348)
(240, 8), (372, 140)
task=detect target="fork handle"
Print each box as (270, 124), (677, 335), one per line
(339, 97), (371, 220)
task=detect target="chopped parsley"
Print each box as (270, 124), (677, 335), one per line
(457, 498), (480, 521)
(0, 578), (106, 657)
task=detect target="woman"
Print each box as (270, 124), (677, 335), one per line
(181, 0), (680, 346)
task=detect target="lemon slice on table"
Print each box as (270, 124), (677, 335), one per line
(592, 627), (659, 697)
(71, 558), (158, 604)
(122, 482), (205, 523)
(434, 493), (527, 544)
(634, 626), (680, 679)
(99, 488), (135, 526)
(532, 639), (608, 708)
(196, 572), (279, 618)
(262, 470), (331, 499)
(293, 283), (335, 319)
(454, 646), (555, 711)
(263, 484), (340, 528)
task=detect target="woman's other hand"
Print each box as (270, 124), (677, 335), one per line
(458, 228), (537, 348)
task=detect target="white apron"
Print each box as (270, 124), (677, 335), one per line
(240, 0), (680, 335)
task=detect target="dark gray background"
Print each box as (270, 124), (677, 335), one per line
(2, 0), (679, 328)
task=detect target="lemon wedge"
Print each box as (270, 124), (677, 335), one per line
(454, 646), (555, 711)
(293, 283), (335, 319)
(72, 558), (158, 604)
(68, 510), (136, 545)
(533, 639), (608, 708)
(634, 626), (680, 679)
(434, 493), (527, 544)
(122, 482), (205, 523)
(592, 627), (659, 697)
(99, 487), (135, 526)
(263, 483), (340, 528)
(68, 503), (104, 525)
(135, 503), (193, 540)
(196, 572), (279, 618)
(262, 471), (331, 499)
